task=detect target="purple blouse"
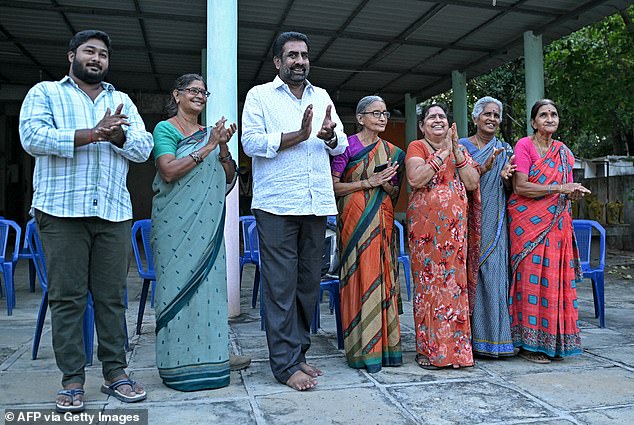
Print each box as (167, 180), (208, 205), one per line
(331, 134), (399, 184)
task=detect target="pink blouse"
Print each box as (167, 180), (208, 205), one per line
(513, 136), (573, 182)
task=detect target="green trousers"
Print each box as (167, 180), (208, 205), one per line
(35, 211), (131, 387)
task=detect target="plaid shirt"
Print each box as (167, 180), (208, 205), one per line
(19, 76), (153, 222)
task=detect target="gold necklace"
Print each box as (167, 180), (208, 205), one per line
(174, 115), (201, 137)
(533, 135), (551, 157)
(474, 133), (492, 150)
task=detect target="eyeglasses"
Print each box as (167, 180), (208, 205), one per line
(360, 110), (391, 119)
(178, 87), (211, 98)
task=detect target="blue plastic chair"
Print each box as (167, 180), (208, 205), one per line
(393, 220), (411, 301)
(573, 219), (606, 328)
(131, 219), (156, 335)
(240, 216), (261, 308)
(0, 218), (21, 315)
(27, 219), (96, 365)
(311, 277), (344, 350)
(18, 221), (37, 293)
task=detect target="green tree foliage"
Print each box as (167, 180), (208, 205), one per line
(544, 5), (634, 158)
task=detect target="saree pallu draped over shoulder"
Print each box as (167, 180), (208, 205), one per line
(338, 138), (405, 372)
(508, 140), (582, 357)
(461, 137), (515, 357)
(151, 127), (230, 391)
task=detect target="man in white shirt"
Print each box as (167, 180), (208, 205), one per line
(242, 31), (347, 391)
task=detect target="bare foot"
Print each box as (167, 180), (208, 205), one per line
(286, 370), (317, 391)
(299, 362), (323, 377)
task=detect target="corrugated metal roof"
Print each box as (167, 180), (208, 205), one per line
(0, 0), (631, 114)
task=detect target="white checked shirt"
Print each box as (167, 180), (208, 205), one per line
(241, 76), (347, 216)
(19, 76), (153, 222)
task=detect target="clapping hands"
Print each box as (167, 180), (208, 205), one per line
(94, 103), (129, 147)
(208, 116), (237, 149)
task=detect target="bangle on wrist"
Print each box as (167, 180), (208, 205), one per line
(189, 150), (203, 165)
(219, 150), (232, 163)
(455, 158), (468, 169)
(326, 134), (338, 148)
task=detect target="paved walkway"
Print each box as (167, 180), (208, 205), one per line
(1, 251), (634, 424)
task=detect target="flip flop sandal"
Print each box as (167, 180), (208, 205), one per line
(519, 351), (551, 364)
(416, 354), (441, 370)
(101, 378), (146, 403)
(55, 388), (85, 413)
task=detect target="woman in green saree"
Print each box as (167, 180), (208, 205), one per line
(151, 74), (237, 391)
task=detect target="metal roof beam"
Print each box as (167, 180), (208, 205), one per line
(311, 0), (372, 63)
(49, 0), (77, 35)
(238, 19), (492, 53)
(238, 54), (447, 77)
(251, 0), (297, 83)
(0, 23), (56, 81)
(419, 0), (562, 17)
(0, 1), (206, 23)
(380, 0), (530, 96)
(333, 4), (447, 91)
(0, 36), (202, 56)
(132, 0), (162, 91)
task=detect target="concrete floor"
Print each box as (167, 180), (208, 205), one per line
(1, 250), (634, 424)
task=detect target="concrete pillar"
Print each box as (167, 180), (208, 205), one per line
(451, 70), (468, 138)
(206, 0), (240, 317)
(404, 93), (417, 145)
(523, 30), (545, 135)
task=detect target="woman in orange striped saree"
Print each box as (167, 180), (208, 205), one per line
(331, 96), (405, 373)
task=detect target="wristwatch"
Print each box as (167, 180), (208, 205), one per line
(325, 134), (338, 149)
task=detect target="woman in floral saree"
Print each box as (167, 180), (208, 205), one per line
(405, 103), (481, 369)
(331, 96), (405, 373)
(151, 74), (238, 390)
(509, 99), (590, 364)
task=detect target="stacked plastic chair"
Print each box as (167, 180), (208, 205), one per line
(572, 219), (606, 328)
(130, 219), (156, 335)
(0, 218), (21, 315)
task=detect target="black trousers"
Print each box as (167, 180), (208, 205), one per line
(253, 209), (326, 384)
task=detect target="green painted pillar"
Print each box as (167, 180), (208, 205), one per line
(451, 70), (468, 138)
(404, 93), (417, 145)
(523, 30), (545, 134)
(207, 0), (240, 317)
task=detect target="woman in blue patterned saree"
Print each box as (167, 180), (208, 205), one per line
(151, 74), (237, 391)
(459, 96), (517, 358)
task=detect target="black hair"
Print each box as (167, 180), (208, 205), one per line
(418, 102), (449, 121)
(272, 32), (310, 59)
(165, 73), (207, 118)
(68, 30), (112, 54)
(530, 99), (558, 133)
